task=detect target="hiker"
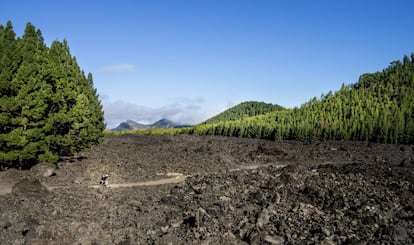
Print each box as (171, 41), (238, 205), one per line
(100, 174), (109, 187)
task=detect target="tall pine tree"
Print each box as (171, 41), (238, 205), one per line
(0, 21), (105, 168)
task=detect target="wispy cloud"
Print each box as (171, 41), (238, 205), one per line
(101, 96), (218, 129)
(100, 64), (137, 73)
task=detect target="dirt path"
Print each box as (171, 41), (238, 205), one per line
(87, 164), (287, 189)
(0, 164), (287, 194)
(88, 173), (188, 189)
(229, 163), (286, 172)
(65, 164), (286, 190)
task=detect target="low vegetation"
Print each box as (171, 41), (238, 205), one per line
(105, 127), (187, 136)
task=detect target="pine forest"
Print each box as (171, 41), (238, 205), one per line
(188, 54), (414, 144)
(0, 21), (105, 168)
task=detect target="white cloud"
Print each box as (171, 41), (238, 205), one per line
(100, 64), (137, 73)
(101, 96), (217, 129)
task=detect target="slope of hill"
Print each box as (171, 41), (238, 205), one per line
(190, 54), (414, 144)
(203, 101), (285, 124)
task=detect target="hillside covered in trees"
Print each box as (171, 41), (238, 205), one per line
(0, 21), (105, 168)
(202, 101), (284, 124)
(189, 54), (414, 144)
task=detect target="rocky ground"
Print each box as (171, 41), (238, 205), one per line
(0, 134), (413, 244)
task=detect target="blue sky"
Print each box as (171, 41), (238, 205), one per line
(1, 0), (414, 128)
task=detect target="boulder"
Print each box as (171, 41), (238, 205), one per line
(30, 163), (56, 178)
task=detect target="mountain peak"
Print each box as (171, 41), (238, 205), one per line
(111, 119), (188, 131)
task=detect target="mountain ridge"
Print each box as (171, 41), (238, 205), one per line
(111, 119), (191, 131)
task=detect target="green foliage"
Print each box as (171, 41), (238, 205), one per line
(190, 54), (414, 144)
(0, 21), (105, 168)
(203, 101), (284, 124)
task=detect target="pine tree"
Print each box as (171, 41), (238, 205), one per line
(0, 21), (105, 168)
(0, 21), (19, 156)
(0, 23), (48, 164)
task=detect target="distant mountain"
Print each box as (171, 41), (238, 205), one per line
(112, 120), (149, 131)
(111, 119), (190, 131)
(151, 119), (177, 129)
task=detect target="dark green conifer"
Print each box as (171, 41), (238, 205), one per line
(0, 21), (105, 168)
